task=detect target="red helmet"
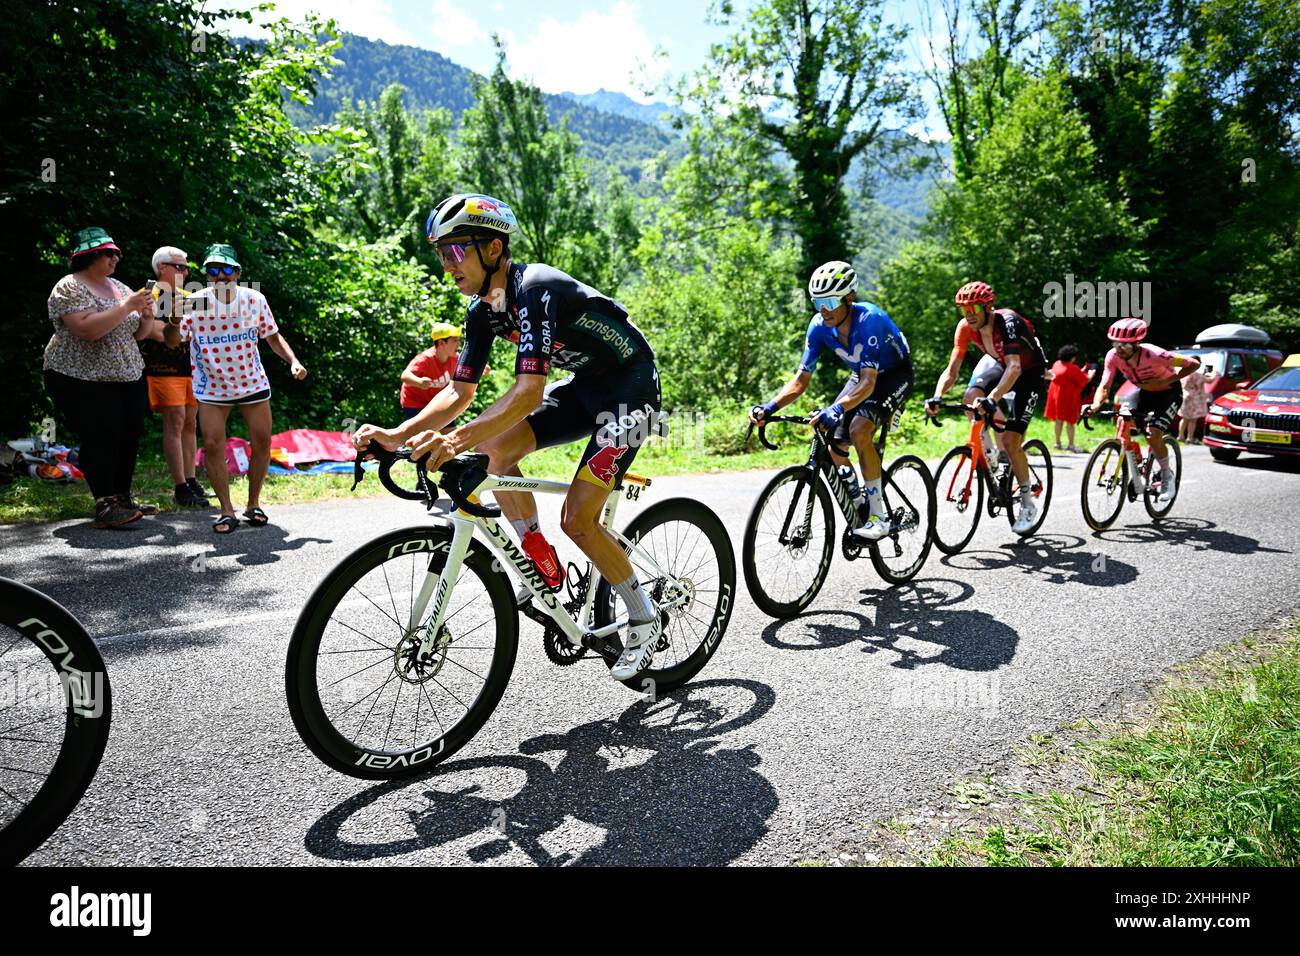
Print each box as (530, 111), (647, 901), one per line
(955, 281), (995, 306)
(1107, 318), (1147, 343)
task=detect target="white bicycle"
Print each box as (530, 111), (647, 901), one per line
(285, 445), (736, 779)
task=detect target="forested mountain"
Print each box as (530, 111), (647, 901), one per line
(559, 89), (680, 130)
(298, 34), (940, 215)
(292, 34), (677, 183)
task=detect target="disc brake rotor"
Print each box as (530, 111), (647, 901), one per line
(393, 626), (451, 683)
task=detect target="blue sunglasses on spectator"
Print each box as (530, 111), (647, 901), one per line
(205, 264), (237, 276)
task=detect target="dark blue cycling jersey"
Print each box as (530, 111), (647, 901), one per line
(800, 302), (910, 375)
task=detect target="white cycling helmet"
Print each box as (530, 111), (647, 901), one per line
(808, 260), (857, 299)
(426, 193), (519, 243)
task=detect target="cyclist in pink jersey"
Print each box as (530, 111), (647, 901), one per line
(1087, 318), (1201, 504)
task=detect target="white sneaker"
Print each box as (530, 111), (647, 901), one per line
(1012, 501), (1038, 534)
(1157, 473), (1177, 504)
(852, 515), (891, 540)
(611, 614), (661, 681)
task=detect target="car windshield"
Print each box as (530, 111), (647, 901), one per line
(1179, 349), (1225, 377)
(1248, 365), (1300, 391)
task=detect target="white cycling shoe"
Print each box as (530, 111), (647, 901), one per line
(611, 613), (662, 681)
(1157, 474), (1177, 504)
(852, 515), (891, 541)
(1012, 501), (1038, 535)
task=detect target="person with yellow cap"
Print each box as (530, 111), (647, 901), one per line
(399, 322), (462, 420)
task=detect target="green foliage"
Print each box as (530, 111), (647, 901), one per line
(936, 73), (1147, 330)
(875, 239), (965, 387)
(325, 85), (457, 269)
(0, 1), (345, 437)
(277, 236), (465, 429)
(879, 73), (1148, 364)
(681, 0), (922, 275)
(629, 217), (803, 411)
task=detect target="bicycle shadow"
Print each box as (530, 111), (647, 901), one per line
(1093, 517), (1292, 555)
(302, 679), (778, 866)
(760, 579), (1019, 672)
(940, 533), (1139, 586)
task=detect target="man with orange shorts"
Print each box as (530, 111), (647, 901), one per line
(140, 246), (211, 507)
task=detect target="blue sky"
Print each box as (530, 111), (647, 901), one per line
(224, 0), (952, 134)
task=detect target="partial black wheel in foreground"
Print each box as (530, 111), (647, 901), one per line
(0, 578), (112, 866)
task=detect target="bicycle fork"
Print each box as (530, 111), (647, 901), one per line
(1126, 445), (1146, 496)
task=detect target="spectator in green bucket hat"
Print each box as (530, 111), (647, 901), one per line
(165, 243), (308, 533)
(43, 227), (159, 528)
(202, 243), (241, 270)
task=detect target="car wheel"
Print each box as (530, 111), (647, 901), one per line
(1209, 447), (1241, 463)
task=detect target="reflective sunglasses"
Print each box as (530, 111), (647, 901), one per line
(812, 295), (843, 312)
(206, 265), (237, 277)
(434, 239), (486, 267)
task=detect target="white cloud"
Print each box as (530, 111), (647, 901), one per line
(429, 0), (488, 50)
(507, 1), (664, 102)
(219, 0), (421, 47)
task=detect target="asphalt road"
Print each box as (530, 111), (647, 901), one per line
(3, 445), (1298, 866)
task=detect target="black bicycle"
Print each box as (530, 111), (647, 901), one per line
(741, 413), (936, 618)
(0, 577), (111, 865)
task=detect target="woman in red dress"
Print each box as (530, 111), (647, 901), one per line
(1044, 344), (1092, 452)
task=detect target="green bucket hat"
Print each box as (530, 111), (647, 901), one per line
(72, 227), (121, 256)
(202, 243), (241, 268)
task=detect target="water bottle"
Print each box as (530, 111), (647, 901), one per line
(837, 464), (860, 504)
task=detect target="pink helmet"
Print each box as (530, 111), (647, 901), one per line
(1107, 318), (1148, 343)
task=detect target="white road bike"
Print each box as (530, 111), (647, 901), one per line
(285, 445), (736, 780)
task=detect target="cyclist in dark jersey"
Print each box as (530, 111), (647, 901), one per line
(352, 194), (664, 681)
(924, 280), (1048, 533)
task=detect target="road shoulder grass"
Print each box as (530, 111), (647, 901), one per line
(811, 616), (1300, 867)
(1, 415), (1093, 525)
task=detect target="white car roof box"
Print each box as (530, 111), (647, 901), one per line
(1195, 323), (1272, 346)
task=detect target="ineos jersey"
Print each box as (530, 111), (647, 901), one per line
(453, 263), (653, 383)
(955, 308), (1047, 371)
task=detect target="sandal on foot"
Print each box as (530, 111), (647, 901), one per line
(243, 507), (269, 527)
(213, 514), (238, 534)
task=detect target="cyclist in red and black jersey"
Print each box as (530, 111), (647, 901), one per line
(352, 194), (664, 681)
(925, 280), (1048, 533)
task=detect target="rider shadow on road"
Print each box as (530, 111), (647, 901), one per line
(1093, 517), (1291, 556)
(52, 511), (331, 567)
(941, 533), (1139, 587)
(761, 579), (1019, 672)
(303, 679), (778, 866)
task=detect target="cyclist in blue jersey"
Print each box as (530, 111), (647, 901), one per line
(750, 261), (914, 540)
